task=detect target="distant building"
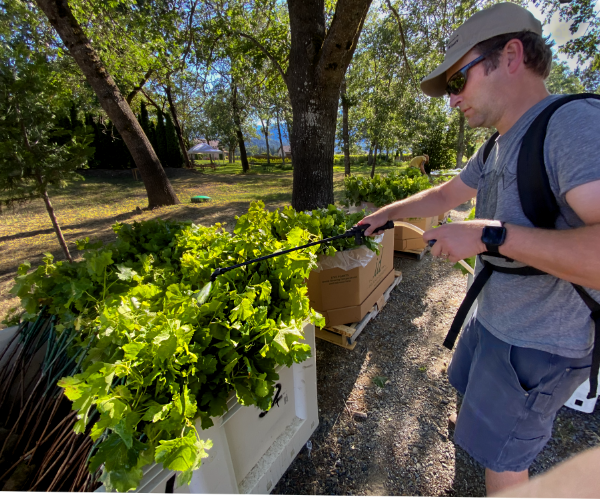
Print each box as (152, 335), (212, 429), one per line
(194, 139), (220, 149)
(276, 145), (292, 157)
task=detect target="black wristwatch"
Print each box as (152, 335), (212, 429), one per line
(481, 221), (506, 254)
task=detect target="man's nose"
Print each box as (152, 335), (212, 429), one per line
(449, 93), (461, 108)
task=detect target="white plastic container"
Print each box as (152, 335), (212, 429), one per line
(564, 369), (600, 414)
(99, 322), (319, 493)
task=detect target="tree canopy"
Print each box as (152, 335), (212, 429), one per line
(2, 0), (596, 209)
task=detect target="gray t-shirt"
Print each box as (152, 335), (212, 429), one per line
(460, 95), (600, 358)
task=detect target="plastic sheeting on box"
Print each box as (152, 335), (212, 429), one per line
(314, 233), (384, 272)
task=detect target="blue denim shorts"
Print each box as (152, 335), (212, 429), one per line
(448, 314), (592, 472)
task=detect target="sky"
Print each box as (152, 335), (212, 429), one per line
(526, 1), (595, 70)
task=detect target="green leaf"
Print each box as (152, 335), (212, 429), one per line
(58, 376), (85, 401)
(153, 330), (178, 360)
(155, 430), (211, 473)
(194, 282), (212, 306)
(116, 264), (138, 281)
(99, 467), (144, 493)
(230, 298), (254, 322)
(122, 341), (145, 360)
(142, 401), (173, 423)
(254, 379), (269, 398)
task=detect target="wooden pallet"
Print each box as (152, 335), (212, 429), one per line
(315, 271), (402, 350)
(394, 246), (428, 260)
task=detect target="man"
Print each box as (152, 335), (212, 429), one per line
(359, 2), (600, 495)
(409, 153), (429, 176)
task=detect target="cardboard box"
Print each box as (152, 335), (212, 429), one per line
(317, 269), (396, 327)
(307, 229), (393, 313)
(393, 217), (436, 251)
(394, 238), (427, 252)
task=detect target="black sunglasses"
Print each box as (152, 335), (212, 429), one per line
(445, 45), (505, 96)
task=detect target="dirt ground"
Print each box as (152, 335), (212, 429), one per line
(273, 202), (600, 497)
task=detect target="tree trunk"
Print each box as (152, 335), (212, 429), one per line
(341, 78), (351, 177)
(232, 83), (250, 173)
(367, 144), (373, 165)
(456, 111), (466, 169)
(165, 84), (192, 169)
(287, 0), (372, 211)
(41, 189), (72, 262)
(260, 117), (271, 164)
(276, 111), (286, 165)
(370, 141), (378, 178)
(35, 0), (179, 208)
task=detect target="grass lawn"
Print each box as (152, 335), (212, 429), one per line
(0, 160), (407, 324)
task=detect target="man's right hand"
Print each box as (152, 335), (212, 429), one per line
(357, 210), (392, 237)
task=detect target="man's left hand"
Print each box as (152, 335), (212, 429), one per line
(422, 220), (500, 262)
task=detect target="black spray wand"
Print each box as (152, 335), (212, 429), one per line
(209, 221), (394, 282)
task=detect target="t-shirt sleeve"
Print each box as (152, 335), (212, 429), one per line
(459, 145), (485, 189)
(545, 99), (600, 201)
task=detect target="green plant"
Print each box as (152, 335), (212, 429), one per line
(8, 201), (375, 491)
(342, 170), (432, 208)
(372, 376), (388, 388)
(333, 154), (369, 165)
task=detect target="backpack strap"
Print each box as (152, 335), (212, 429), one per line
(482, 131), (500, 165)
(518, 93), (600, 229)
(571, 284), (600, 398)
(443, 259), (494, 350)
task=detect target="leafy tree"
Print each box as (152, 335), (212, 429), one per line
(546, 57), (585, 94)
(576, 64), (600, 93)
(201, 0), (374, 209)
(0, 40), (93, 261)
(34, 0), (180, 208)
(535, 0), (600, 71)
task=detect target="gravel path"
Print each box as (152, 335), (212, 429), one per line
(273, 202), (600, 496)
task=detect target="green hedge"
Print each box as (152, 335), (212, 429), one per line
(247, 157), (287, 164)
(333, 154), (369, 165)
(342, 168), (432, 208)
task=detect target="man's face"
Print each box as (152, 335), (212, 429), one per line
(445, 48), (502, 128)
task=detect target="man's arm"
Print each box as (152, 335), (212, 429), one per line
(499, 179), (600, 289)
(359, 175), (477, 236)
(423, 179), (600, 291)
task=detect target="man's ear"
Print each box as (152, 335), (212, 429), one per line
(504, 39), (525, 75)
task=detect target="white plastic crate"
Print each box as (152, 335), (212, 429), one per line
(564, 369), (600, 414)
(98, 322), (318, 493)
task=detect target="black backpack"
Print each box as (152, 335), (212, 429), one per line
(445, 93), (600, 399)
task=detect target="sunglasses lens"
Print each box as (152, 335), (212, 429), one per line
(446, 72), (466, 96)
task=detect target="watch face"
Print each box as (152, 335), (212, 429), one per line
(482, 226), (506, 245)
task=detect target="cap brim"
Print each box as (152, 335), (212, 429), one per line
(420, 53), (465, 97)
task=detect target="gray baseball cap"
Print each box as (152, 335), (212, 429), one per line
(420, 3), (543, 97)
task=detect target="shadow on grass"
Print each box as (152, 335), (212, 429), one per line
(0, 209), (142, 243)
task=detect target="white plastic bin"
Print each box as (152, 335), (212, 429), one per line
(99, 322), (319, 493)
(564, 369), (600, 414)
